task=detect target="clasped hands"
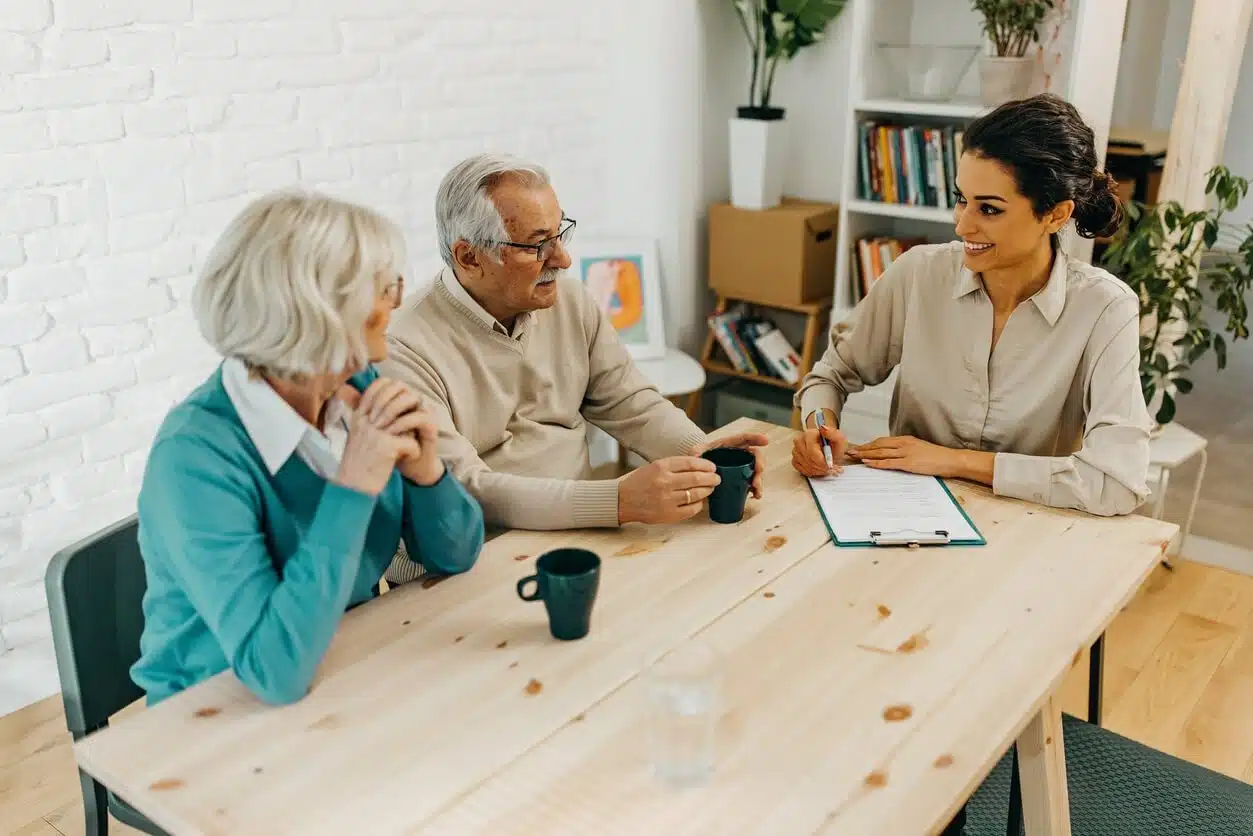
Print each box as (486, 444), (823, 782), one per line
(333, 377), (444, 497)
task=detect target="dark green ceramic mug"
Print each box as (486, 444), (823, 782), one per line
(701, 447), (755, 524)
(516, 548), (602, 640)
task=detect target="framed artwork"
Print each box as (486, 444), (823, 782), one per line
(571, 236), (667, 360)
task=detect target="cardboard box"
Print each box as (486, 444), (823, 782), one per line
(708, 198), (839, 307)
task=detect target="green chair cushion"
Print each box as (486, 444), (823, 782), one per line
(965, 714), (1253, 835)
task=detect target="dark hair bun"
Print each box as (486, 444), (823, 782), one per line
(963, 94), (1127, 240)
(1073, 170), (1124, 239)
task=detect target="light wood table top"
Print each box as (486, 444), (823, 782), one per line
(73, 419), (1177, 836)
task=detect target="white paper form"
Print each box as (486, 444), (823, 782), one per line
(807, 465), (983, 545)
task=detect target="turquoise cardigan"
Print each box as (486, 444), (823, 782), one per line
(130, 364), (485, 706)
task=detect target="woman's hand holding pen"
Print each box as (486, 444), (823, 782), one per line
(791, 410), (848, 478)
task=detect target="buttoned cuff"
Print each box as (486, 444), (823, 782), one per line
(797, 384), (842, 428)
(991, 452), (1053, 506)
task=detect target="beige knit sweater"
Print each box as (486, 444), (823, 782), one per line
(378, 269), (707, 531)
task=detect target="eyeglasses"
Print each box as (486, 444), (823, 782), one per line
(382, 275), (404, 307)
(487, 217), (577, 263)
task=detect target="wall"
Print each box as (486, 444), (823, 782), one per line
(0, 0), (707, 662)
(1114, 0), (1253, 224)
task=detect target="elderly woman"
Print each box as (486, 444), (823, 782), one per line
(131, 190), (485, 707)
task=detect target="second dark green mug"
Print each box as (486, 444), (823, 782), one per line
(516, 548), (602, 640)
(701, 447), (756, 524)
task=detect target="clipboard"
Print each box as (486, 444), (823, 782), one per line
(805, 466), (986, 548)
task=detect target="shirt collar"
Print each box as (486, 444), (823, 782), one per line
(952, 247), (1069, 326)
(221, 357), (346, 476)
(439, 267), (531, 339)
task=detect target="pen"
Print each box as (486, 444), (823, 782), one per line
(814, 411), (835, 471)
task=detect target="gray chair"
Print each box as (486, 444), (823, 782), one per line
(45, 514), (167, 836)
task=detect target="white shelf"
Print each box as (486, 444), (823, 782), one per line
(854, 97), (986, 120)
(846, 199), (954, 224)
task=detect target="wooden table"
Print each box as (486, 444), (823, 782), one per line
(73, 419), (1177, 835)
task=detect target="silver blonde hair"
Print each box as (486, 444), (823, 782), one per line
(193, 189), (406, 380)
(435, 152), (550, 267)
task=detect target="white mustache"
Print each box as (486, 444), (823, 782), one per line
(535, 268), (565, 286)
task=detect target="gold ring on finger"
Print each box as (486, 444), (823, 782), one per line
(685, 489), (691, 505)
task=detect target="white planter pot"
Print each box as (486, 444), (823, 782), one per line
(729, 115), (787, 210)
(978, 56), (1035, 106)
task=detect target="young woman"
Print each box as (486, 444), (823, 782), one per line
(793, 93), (1151, 836)
(793, 93), (1151, 519)
(131, 191), (485, 706)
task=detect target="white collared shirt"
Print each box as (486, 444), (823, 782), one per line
(221, 357), (351, 478)
(795, 240), (1151, 516)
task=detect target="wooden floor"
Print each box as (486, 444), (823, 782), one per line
(3, 559), (1253, 834)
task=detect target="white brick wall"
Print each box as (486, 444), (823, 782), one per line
(0, 0), (622, 630)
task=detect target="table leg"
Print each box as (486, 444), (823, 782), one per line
(1016, 697), (1071, 836)
(1087, 633), (1104, 726)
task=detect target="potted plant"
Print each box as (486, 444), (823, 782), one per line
(1100, 165), (1253, 427)
(971, 0), (1055, 105)
(730, 0), (846, 210)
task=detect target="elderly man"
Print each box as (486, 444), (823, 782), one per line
(379, 153), (767, 579)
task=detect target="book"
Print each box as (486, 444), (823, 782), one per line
(850, 235), (927, 302)
(857, 120), (963, 210)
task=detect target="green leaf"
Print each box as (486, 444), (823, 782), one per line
(775, 0), (846, 31)
(1215, 333), (1228, 368)
(1173, 377), (1194, 394)
(1156, 393), (1177, 425)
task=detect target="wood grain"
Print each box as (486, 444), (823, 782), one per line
(1106, 613), (1238, 751)
(1017, 699), (1071, 836)
(9, 491), (1250, 834)
(52, 420), (1181, 834)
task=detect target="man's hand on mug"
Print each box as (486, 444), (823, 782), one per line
(617, 457), (721, 525)
(690, 431), (769, 499)
(791, 410), (848, 478)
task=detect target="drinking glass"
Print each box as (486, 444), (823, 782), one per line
(645, 642), (723, 788)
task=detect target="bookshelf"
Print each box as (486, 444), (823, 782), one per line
(687, 294), (831, 431)
(829, 0), (1127, 442)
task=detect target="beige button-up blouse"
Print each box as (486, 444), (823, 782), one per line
(795, 241), (1151, 517)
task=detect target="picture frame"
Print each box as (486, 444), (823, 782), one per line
(570, 236), (667, 361)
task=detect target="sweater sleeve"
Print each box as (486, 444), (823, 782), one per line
(381, 337), (623, 530)
(141, 435), (378, 705)
(992, 294), (1152, 516)
(400, 468), (486, 574)
(576, 283), (707, 460)
(794, 248), (911, 425)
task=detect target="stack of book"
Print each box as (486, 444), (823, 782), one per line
(857, 121), (963, 209)
(850, 235), (926, 302)
(707, 307), (803, 383)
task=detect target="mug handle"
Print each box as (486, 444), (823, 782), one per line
(516, 575), (541, 601)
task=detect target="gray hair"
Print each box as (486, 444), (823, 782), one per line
(193, 189), (406, 381)
(435, 152), (550, 267)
